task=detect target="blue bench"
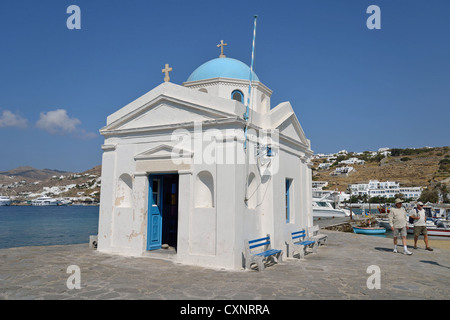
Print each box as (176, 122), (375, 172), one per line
(307, 225), (328, 246)
(244, 234), (282, 271)
(286, 229), (317, 259)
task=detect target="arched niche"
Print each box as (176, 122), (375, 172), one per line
(195, 171), (214, 208)
(116, 173), (133, 207)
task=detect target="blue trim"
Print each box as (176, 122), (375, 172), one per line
(248, 236), (270, 244)
(147, 175), (163, 251)
(286, 179), (291, 223)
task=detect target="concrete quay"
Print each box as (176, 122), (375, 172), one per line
(0, 229), (449, 300)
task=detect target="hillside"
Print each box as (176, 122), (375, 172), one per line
(0, 166), (102, 202)
(1, 146), (449, 201)
(0, 167), (72, 182)
(312, 146), (450, 192)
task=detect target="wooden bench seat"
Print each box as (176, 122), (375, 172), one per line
(286, 229), (317, 259)
(307, 225), (328, 246)
(244, 234), (282, 271)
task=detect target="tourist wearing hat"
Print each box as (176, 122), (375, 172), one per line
(409, 202), (433, 251)
(388, 198), (412, 255)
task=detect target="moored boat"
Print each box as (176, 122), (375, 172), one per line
(0, 196), (11, 206)
(31, 196), (58, 206)
(376, 218), (390, 229)
(377, 206), (390, 214)
(353, 226), (386, 235)
(407, 224), (450, 237)
(312, 197), (350, 219)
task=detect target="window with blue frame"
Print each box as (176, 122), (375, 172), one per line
(152, 179), (160, 206)
(285, 179), (292, 223)
(231, 90), (244, 103)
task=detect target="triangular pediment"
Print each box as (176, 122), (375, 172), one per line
(274, 113), (310, 147)
(134, 144), (193, 160)
(268, 102), (310, 148)
(104, 97), (232, 132)
(101, 82), (245, 135)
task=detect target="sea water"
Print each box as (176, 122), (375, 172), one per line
(0, 206), (99, 249)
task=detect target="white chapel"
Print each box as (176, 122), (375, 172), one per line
(97, 43), (314, 270)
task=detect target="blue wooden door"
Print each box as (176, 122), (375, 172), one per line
(147, 175), (163, 250)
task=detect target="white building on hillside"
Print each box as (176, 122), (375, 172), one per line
(340, 157), (364, 165)
(331, 166), (354, 176)
(349, 180), (422, 199)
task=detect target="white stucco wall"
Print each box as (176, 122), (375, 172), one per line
(98, 80), (313, 270)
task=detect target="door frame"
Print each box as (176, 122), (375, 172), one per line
(147, 174), (164, 251)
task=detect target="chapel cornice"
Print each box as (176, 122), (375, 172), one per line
(183, 77), (272, 97)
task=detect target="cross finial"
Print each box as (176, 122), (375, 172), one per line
(217, 40), (227, 58)
(162, 64), (172, 82)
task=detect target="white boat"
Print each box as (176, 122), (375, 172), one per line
(312, 197), (351, 219)
(377, 218), (450, 237)
(377, 218), (436, 229)
(57, 198), (72, 206)
(435, 219), (450, 228)
(407, 223), (450, 237)
(0, 196), (11, 206)
(31, 196), (59, 206)
(376, 218), (391, 229)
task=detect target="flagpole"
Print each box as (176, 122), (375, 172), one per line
(244, 15), (258, 150)
(244, 15), (258, 204)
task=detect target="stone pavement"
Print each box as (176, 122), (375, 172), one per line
(0, 230), (449, 300)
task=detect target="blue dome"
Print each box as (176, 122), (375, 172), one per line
(187, 57), (260, 82)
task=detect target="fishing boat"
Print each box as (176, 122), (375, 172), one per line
(353, 226), (386, 235)
(377, 205), (390, 214)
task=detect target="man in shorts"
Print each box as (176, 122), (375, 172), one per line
(389, 198), (412, 255)
(410, 202), (433, 251)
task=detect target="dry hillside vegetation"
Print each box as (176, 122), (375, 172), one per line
(313, 147), (450, 192)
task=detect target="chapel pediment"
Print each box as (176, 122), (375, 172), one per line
(107, 99), (225, 131)
(276, 114), (308, 145)
(267, 102), (310, 148)
(100, 82), (245, 135)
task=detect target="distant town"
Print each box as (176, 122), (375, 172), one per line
(312, 146), (450, 205)
(0, 166), (101, 205)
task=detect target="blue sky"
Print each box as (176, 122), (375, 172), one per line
(0, 0), (449, 172)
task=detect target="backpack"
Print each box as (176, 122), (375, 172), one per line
(409, 208), (418, 224)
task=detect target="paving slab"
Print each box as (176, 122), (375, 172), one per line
(0, 230), (449, 300)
